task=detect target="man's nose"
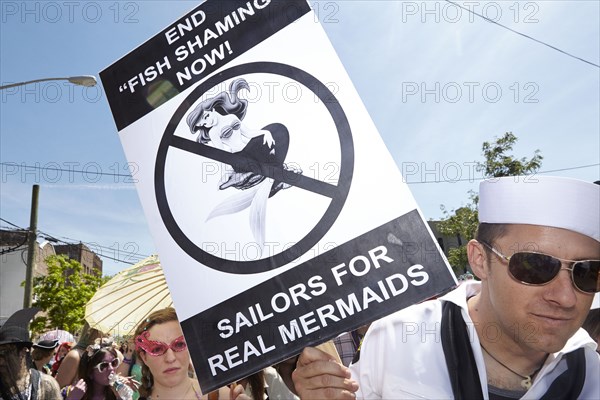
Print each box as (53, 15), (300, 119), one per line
(544, 267), (578, 307)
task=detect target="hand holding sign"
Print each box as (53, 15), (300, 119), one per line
(292, 347), (358, 400)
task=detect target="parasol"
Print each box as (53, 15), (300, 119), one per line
(84, 255), (173, 336)
(40, 329), (75, 344)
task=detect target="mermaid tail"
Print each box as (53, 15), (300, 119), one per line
(248, 179), (273, 255)
(206, 178), (273, 255)
(205, 184), (261, 221)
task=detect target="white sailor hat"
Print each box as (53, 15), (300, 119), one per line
(478, 176), (600, 242)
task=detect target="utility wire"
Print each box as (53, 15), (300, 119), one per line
(0, 217), (27, 229)
(2, 161), (598, 184)
(0, 235), (28, 255)
(444, 0), (600, 68)
(37, 230), (147, 262)
(0, 218), (146, 265)
(405, 163), (600, 184)
(39, 231), (147, 259)
(0, 162), (135, 180)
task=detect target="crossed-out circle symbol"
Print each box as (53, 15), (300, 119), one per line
(155, 62), (354, 274)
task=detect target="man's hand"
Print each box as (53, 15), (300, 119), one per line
(292, 347), (359, 400)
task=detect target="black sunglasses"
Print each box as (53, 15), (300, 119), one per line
(480, 241), (600, 294)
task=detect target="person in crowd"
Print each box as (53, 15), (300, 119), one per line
(64, 338), (133, 400)
(292, 176), (600, 399)
(133, 307), (229, 400)
(31, 339), (59, 374)
(0, 308), (62, 399)
(230, 367), (298, 400)
(116, 338), (142, 400)
(51, 342), (73, 377)
(332, 325), (369, 368)
(265, 357), (301, 400)
(55, 324), (105, 388)
(232, 371), (266, 400)
(230, 344), (340, 399)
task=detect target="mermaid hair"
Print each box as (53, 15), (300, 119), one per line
(186, 78), (249, 144)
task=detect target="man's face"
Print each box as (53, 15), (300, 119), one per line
(483, 224), (599, 353)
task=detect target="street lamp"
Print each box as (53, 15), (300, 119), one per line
(1, 74), (96, 306)
(0, 75), (97, 90)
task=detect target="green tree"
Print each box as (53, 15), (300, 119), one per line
(438, 192), (479, 273)
(437, 132), (543, 275)
(29, 255), (108, 335)
(479, 132), (543, 177)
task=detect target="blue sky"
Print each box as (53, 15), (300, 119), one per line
(1, 1), (598, 276)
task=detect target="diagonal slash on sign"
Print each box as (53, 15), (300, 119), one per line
(170, 135), (340, 198)
(155, 62), (354, 273)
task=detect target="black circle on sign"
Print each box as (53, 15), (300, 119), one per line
(155, 62), (354, 274)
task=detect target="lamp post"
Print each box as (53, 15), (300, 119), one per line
(1, 74), (96, 306)
(0, 75), (97, 90)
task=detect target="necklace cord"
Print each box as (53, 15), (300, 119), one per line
(480, 344), (544, 389)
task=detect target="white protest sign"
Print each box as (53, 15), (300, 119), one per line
(100, 0), (457, 392)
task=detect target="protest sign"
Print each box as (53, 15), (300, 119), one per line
(100, 0), (457, 392)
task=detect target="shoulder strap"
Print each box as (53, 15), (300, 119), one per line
(29, 368), (41, 400)
(441, 301), (484, 400)
(539, 348), (586, 400)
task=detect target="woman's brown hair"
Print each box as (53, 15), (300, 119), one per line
(133, 307), (179, 398)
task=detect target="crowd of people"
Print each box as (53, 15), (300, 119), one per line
(1, 175), (599, 400)
(0, 306), (304, 400)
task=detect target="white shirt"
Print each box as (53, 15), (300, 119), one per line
(350, 281), (600, 399)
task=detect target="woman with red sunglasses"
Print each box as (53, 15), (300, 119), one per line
(133, 308), (230, 400)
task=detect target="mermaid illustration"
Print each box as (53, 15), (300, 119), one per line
(186, 78), (301, 254)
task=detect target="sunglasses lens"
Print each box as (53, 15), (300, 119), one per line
(509, 252), (562, 284)
(96, 358), (119, 372)
(171, 337), (187, 352)
(572, 260), (600, 293)
(148, 344), (168, 356)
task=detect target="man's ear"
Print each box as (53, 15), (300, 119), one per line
(467, 239), (488, 280)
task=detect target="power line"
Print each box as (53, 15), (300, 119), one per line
(405, 163), (599, 184)
(0, 162), (134, 179)
(0, 219), (29, 255)
(444, 0), (600, 69)
(37, 230), (147, 265)
(0, 237), (28, 255)
(0, 217), (26, 229)
(537, 164), (600, 175)
(0, 218), (147, 265)
(2, 161), (599, 185)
